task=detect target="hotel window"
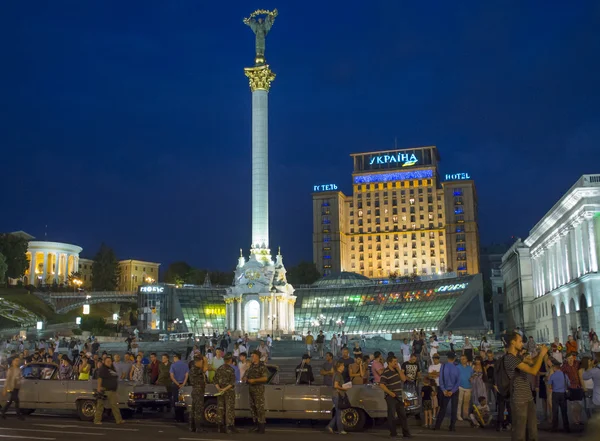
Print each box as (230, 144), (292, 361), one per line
(135, 266), (138, 271)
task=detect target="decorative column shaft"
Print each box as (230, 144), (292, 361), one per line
(237, 298), (242, 332)
(42, 252), (48, 285)
(587, 216), (598, 272)
(54, 253), (60, 283)
(581, 218), (591, 274)
(245, 65), (275, 251)
(29, 253), (36, 285)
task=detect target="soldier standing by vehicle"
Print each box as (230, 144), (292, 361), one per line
(215, 353), (237, 434)
(245, 350), (269, 433)
(94, 357), (123, 425)
(189, 354), (208, 433)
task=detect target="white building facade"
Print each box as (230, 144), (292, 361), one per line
(26, 240), (82, 286)
(524, 175), (600, 343)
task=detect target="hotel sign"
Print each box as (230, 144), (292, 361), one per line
(369, 153), (418, 167)
(445, 172), (471, 181)
(141, 286), (164, 293)
(314, 184), (338, 192)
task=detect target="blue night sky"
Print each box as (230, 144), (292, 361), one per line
(1, 1), (599, 273)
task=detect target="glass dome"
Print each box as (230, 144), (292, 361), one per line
(311, 271), (374, 288)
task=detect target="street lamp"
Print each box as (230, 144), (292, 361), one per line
(145, 276), (155, 284)
(268, 314), (277, 339)
(72, 278), (82, 293)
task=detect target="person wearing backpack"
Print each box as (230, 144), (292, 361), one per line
(501, 332), (548, 441)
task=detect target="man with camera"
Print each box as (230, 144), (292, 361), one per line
(94, 356), (123, 425)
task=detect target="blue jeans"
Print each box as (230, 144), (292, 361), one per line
(327, 396), (343, 432)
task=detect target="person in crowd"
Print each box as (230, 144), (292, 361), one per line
(169, 353), (189, 419)
(94, 357), (123, 425)
(245, 351), (269, 434)
(78, 356), (91, 380)
(209, 348), (225, 383)
(471, 357), (487, 411)
(362, 355), (370, 384)
(305, 331), (314, 357)
(316, 331), (325, 359)
(551, 343), (564, 364)
(157, 353), (172, 390)
(130, 354), (144, 383)
(591, 334), (600, 354)
(340, 331), (348, 348)
(189, 354), (208, 433)
(349, 354), (365, 385)
(59, 355), (73, 380)
(352, 341), (362, 358)
(539, 356), (553, 423)
(434, 352), (460, 431)
(469, 396), (492, 428)
(330, 334), (338, 357)
(198, 333), (207, 355)
(566, 335), (578, 355)
(482, 350), (496, 409)
(562, 352), (583, 425)
(576, 327), (585, 353)
(238, 352), (249, 382)
(295, 354), (314, 385)
(429, 336), (439, 362)
(326, 361), (350, 435)
(456, 354), (474, 421)
(371, 351), (384, 384)
(400, 339), (411, 363)
(448, 331), (455, 353)
(526, 336), (537, 355)
(149, 352), (160, 385)
(504, 331), (548, 441)
(582, 353), (600, 408)
(215, 353), (237, 434)
(257, 341), (269, 363)
(320, 352), (334, 386)
(548, 360), (570, 433)
(479, 336), (491, 354)
(401, 353), (421, 395)
(462, 337), (474, 363)
(1, 357), (23, 420)
(421, 376), (434, 429)
(338, 347), (354, 383)
(378, 355), (411, 438)
(412, 334), (425, 368)
(579, 356), (594, 419)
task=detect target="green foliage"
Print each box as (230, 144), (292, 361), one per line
(286, 261), (321, 285)
(80, 315), (107, 332)
(0, 252), (7, 285)
(164, 261), (191, 284)
(91, 243), (120, 291)
(0, 234), (30, 281)
(72, 328), (83, 335)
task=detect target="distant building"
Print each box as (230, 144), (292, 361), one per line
(491, 268), (506, 335)
(481, 242), (512, 336)
(118, 259), (160, 292)
(78, 258), (94, 288)
(312, 146), (480, 279)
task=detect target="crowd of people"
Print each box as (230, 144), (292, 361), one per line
(1, 328), (599, 439)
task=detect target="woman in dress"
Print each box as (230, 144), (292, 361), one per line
(590, 335), (600, 354)
(330, 334), (338, 357)
(130, 354), (144, 383)
(78, 357), (91, 381)
(470, 357), (487, 407)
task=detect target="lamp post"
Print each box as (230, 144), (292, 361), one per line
(269, 314), (277, 339)
(73, 278), (82, 293)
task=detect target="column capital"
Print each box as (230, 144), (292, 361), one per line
(244, 64), (275, 92)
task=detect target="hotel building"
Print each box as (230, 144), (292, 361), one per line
(312, 146), (480, 279)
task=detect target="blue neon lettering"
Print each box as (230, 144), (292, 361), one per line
(445, 173), (471, 181)
(368, 153), (419, 167)
(314, 184), (339, 192)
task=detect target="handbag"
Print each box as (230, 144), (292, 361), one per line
(337, 393), (351, 410)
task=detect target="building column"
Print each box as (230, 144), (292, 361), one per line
(573, 224), (582, 277)
(568, 227), (578, 279)
(236, 298), (242, 332)
(581, 218), (591, 274)
(288, 299), (295, 333)
(562, 233), (571, 283)
(225, 301), (230, 329)
(41, 252), (48, 285)
(586, 215), (598, 273)
(74, 256), (80, 273)
(29, 252), (36, 285)
(260, 297), (268, 332)
(550, 243), (557, 290)
(54, 253), (60, 283)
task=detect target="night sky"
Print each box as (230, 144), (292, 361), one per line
(2, 1), (599, 274)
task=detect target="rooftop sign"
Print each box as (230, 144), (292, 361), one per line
(313, 184), (338, 192)
(140, 286), (165, 293)
(445, 172), (471, 181)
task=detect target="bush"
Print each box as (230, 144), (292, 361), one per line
(72, 328), (83, 335)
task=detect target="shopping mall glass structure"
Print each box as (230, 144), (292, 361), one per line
(137, 272), (487, 336)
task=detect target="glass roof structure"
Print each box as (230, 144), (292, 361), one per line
(138, 273), (486, 335)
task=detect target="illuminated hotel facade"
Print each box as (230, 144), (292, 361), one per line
(313, 146), (480, 279)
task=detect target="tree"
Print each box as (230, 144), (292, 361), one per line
(286, 261), (321, 285)
(91, 243), (120, 291)
(164, 261), (192, 284)
(0, 252), (7, 285)
(0, 233), (29, 282)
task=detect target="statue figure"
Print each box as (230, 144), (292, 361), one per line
(243, 9), (278, 64)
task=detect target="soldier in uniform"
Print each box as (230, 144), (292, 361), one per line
(189, 354), (208, 433)
(215, 353), (238, 434)
(244, 350), (269, 433)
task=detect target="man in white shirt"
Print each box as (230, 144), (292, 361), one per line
(400, 339), (411, 363)
(429, 336), (439, 362)
(427, 353), (441, 386)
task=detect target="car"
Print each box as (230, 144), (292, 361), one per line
(175, 365), (420, 432)
(0, 362), (170, 421)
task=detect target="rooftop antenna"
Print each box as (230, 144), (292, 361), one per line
(394, 137), (398, 149)
(44, 224), (48, 239)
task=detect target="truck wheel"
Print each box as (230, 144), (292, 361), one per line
(202, 398), (218, 426)
(341, 407), (366, 432)
(20, 409), (35, 416)
(77, 400), (97, 421)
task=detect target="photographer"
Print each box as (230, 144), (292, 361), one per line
(93, 357), (124, 425)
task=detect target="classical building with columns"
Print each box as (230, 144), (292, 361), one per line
(501, 175), (600, 343)
(24, 236), (82, 286)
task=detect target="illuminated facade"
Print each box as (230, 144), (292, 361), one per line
(313, 146), (480, 279)
(501, 175), (600, 343)
(118, 259), (161, 292)
(137, 272), (487, 335)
